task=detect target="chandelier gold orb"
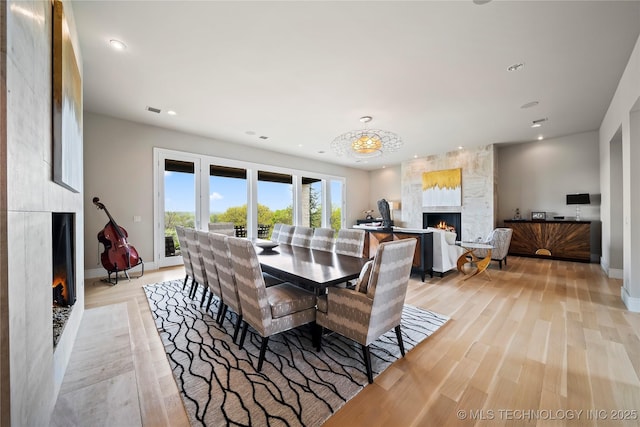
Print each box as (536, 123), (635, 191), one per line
(331, 116), (403, 159)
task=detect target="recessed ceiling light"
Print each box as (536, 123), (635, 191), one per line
(537, 136), (544, 141)
(413, 154), (418, 159)
(521, 101), (539, 109)
(473, 0), (492, 4)
(167, 110), (177, 116)
(317, 150), (325, 154)
(531, 123), (542, 128)
(109, 39), (127, 51)
(458, 146), (464, 150)
(507, 63), (525, 72)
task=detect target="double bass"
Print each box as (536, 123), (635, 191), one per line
(93, 197), (143, 283)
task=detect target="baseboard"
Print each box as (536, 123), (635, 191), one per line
(609, 268), (624, 279)
(85, 261), (156, 280)
(621, 286), (640, 312)
(599, 259), (624, 280)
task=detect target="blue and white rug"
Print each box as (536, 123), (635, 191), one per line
(144, 280), (449, 427)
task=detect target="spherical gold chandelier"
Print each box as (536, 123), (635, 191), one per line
(331, 116), (403, 159)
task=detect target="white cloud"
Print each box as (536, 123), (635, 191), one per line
(210, 192), (223, 200)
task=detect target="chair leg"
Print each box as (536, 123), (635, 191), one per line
(217, 304), (227, 325)
(499, 259), (503, 269)
(313, 324), (322, 351)
(205, 292), (214, 311)
(395, 325), (406, 357)
(182, 274), (189, 290)
(504, 256), (507, 266)
(189, 281), (198, 299)
(238, 321), (249, 349)
(233, 314), (243, 343)
(199, 287), (208, 307)
(257, 336), (270, 371)
(362, 344), (373, 384)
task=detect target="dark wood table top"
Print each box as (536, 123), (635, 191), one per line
(255, 243), (369, 293)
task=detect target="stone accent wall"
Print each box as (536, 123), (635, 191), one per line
(400, 145), (496, 242)
(3, 1), (84, 424)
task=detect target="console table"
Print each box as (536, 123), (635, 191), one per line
(356, 227), (433, 281)
(503, 219), (591, 262)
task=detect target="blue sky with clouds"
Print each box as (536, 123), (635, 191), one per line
(164, 172), (341, 213)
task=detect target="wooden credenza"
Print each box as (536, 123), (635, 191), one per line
(359, 228), (433, 281)
(504, 220), (591, 262)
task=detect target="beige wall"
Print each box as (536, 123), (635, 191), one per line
(83, 113), (371, 271)
(368, 165), (402, 223)
(3, 0), (84, 424)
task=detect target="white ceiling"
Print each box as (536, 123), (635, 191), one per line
(72, 0), (640, 170)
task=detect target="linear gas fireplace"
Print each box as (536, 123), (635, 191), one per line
(424, 212), (462, 241)
(52, 212), (76, 347)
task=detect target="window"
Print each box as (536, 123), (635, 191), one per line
(302, 177), (322, 228)
(154, 148), (346, 263)
(258, 171), (292, 238)
(209, 165), (247, 235)
(164, 159), (196, 257)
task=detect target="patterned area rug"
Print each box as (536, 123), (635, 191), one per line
(144, 280), (448, 427)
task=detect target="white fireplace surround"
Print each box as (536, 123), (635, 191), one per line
(401, 145), (497, 242)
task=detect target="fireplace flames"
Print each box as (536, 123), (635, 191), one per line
(437, 221), (456, 233)
(52, 275), (69, 307)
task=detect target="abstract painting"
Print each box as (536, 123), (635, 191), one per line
(53, 0), (82, 193)
(422, 168), (462, 207)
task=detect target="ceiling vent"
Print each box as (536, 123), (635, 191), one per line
(259, 136), (269, 140)
(146, 106), (161, 114)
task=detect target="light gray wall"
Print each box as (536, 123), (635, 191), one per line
(497, 132), (600, 222)
(609, 132), (623, 271)
(83, 113), (370, 270)
(368, 165), (402, 223)
(600, 33), (640, 311)
(3, 0), (85, 424)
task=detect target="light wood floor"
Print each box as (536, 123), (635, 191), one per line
(58, 256), (640, 426)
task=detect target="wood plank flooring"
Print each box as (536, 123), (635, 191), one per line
(56, 256), (640, 426)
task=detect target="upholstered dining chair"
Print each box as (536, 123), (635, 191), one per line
(310, 227), (335, 251)
(174, 226), (194, 292)
(209, 233), (244, 340)
(227, 237), (317, 371)
(196, 230), (224, 322)
(291, 225), (313, 248)
(208, 222), (236, 236)
(276, 225), (295, 244)
(184, 228), (209, 306)
(473, 228), (513, 269)
(316, 238), (417, 383)
(270, 223), (282, 241)
(334, 229), (366, 258)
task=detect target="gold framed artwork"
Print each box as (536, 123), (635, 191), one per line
(422, 168), (462, 207)
(53, 0), (82, 193)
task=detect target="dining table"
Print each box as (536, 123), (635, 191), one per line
(254, 241), (370, 295)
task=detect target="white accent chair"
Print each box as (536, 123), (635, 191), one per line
(473, 228), (513, 269)
(427, 227), (465, 276)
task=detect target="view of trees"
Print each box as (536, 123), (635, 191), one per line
(165, 205), (341, 250)
(164, 187), (342, 255)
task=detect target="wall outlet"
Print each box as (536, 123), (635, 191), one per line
(133, 215), (142, 223)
